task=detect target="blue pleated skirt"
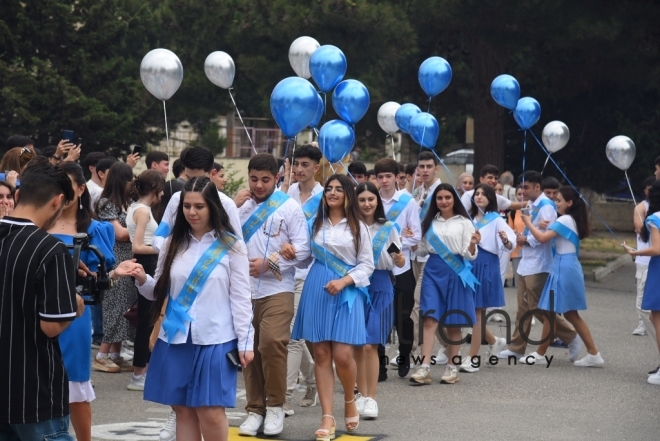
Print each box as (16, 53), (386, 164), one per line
(144, 334), (238, 408)
(420, 254), (477, 327)
(539, 253), (587, 314)
(642, 256), (660, 310)
(59, 306), (92, 382)
(472, 247), (506, 309)
(364, 270), (395, 345)
(291, 260), (367, 345)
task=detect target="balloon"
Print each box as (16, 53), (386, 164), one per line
(394, 103), (422, 134)
(289, 36), (320, 79)
(377, 102), (401, 134)
(606, 136), (636, 171)
(309, 93), (324, 129)
(513, 97), (541, 130)
(319, 120), (355, 163)
(270, 77), (319, 138)
(490, 74), (520, 110)
(140, 49), (183, 100)
(309, 45), (347, 92)
(418, 56), (452, 97)
(409, 113), (440, 149)
(542, 121), (570, 153)
(332, 79), (370, 125)
(204, 51), (235, 89)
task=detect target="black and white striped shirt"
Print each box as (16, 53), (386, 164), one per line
(0, 217), (76, 424)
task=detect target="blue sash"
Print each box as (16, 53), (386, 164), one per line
(302, 191), (323, 231)
(162, 235), (237, 343)
(386, 194), (412, 223)
(419, 195), (432, 221)
(372, 221), (396, 267)
(241, 191), (290, 242)
(549, 221), (580, 254)
(523, 198), (556, 235)
(425, 228), (480, 291)
(647, 214), (660, 232)
(310, 239), (369, 311)
(473, 212), (500, 230)
(154, 221), (171, 238)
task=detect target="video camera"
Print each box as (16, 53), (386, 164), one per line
(67, 233), (113, 305)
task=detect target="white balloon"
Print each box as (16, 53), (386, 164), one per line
(140, 49), (183, 101)
(542, 121), (570, 153)
(204, 51), (235, 89)
(288, 36), (320, 79)
(377, 102), (401, 134)
(606, 135), (636, 171)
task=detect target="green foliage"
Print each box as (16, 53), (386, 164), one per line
(221, 163), (245, 199)
(190, 122), (227, 156)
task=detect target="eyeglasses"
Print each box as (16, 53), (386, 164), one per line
(324, 186), (344, 194)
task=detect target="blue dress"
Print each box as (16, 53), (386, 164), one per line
(642, 214), (660, 311)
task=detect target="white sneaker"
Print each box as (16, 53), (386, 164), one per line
(355, 393), (366, 416)
(239, 412), (264, 436)
(440, 365), (459, 384)
(159, 410), (176, 441)
(409, 366), (431, 385)
(459, 356), (479, 373)
(127, 373), (146, 391)
(489, 337), (507, 358)
(574, 352), (604, 368)
(263, 406), (285, 436)
(435, 348), (448, 365)
(120, 347), (134, 362)
(488, 313), (505, 323)
(283, 397), (294, 416)
(519, 352), (547, 366)
(531, 317), (537, 325)
(363, 397), (378, 419)
(568, 334), (583, 362)
(498, 349), (524, 360)
(633, 322), (647, 336)
(390, 351), (400, 366)
(648, 371), (660, 385)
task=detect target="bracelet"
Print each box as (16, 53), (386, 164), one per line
(53, 155), (62, 161)
(503, 239), (510, 245)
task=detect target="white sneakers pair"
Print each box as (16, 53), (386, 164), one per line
(239, 406), (285, 437)
(355, 393), (379, 419)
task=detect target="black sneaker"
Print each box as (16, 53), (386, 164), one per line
(378, 370), (388, 382)
(648, 365), (659, 375)
(397, 356), (410, 378)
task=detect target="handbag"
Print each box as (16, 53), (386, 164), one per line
(123, 301), (138, 328)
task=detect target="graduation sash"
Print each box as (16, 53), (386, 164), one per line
(425, 227), (479, 291)
(549, 221), (580, 254)
(302, 191), (323, 222)
(242, 191), (290, 242)
(473, 212), (500, 230)
(386, 194), (412, 223)
(372, 221), (396, 267)
(419, 195), (432, 221)
(154, 220), (171, 238)
(645, 214), (660, 242)
(523, 198), (556, 235)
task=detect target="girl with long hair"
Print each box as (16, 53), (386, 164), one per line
(0, 181), (15, 218)
(354, 182), (404, 420)
(523, 186), (604, 367)
(507, 185), (525, 284)
(410, 183), (480, 386)
(291, 174), (375, 441)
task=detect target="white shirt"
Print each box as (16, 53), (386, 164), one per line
(239, 197), (310, 299)
(636, 201), (651, 266)
(461, 189), (512, 212)
(86, 179), (103, 209)
(380, 190), (421, 274)
(137, 233), (254, 349)
(518, 193), (557, 276)
(552, 215), (579, 255)
(152, 190), (242, 252)
(412, 179), (442, 263)
(126, 202), (157, 246)
(415, 214), (478, 261)
(367, 222), (402, 271)
(474, 214), (516, 256)
(310, 218), (375, 288)
(288, 182), (324, 280)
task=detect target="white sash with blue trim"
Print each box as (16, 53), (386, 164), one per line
(386, 194), (412, 223)
(241, 191), (290, 242)
(425, 227), (480, 291)
(372, 221), (396, 267)
(549, 221), (580, 253)
(473, 212), (500, 230)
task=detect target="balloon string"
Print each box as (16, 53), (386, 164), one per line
(340, 160), (359, 185)
(228, 88), (257, 155)
(389, 134), (395, 160)
(162, 100), (170, 152)
(427, 97), (432, 113)
(625, 170), (644, 226)
(542, 154), (551, 173)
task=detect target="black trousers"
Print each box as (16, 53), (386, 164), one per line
(393, 268), (416, 359)
(133, 254), (157, 368)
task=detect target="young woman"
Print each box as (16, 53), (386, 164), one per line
(460, 184), (514, 372)
(0, 181), (15, 218)
(49, 162), (116, 441)
(523, 186), (604, 367)
(292, 174), (375, 441)
(455, 172), (474, 197)
(115, 177), (254, 440)
(0, 146), (36, 185)
(410, 183), (480, 385)
(354, 182), (404, 419)
(125, 170), (165, 390)
(507, 186), (525, 284)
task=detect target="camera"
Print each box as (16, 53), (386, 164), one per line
(67, 233), (113, 305)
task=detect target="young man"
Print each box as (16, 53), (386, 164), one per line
(542, 176), (561, 202)
(348, 161), (367, 184)
(212, 162), (228, 192)
(397, 163), (407, 190)
(633, 176), (657, 340)
(238, 153), (310, 437)
(460, 165), (523, 212)
(367, 169), (379, 188)
(0, 162), (84, 440)
(144, 151), (170, 179)
(498, 171), (581, 361)
(82, 152), (106, 210)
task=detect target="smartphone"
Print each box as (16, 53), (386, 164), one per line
(132, 145), (142, 156)
(387, 243), (401, 255)
(621, 243), (637, 252)
(62, 130), (74, 143)
(226, 348), (241, 367)
(521, 207), (531, 216)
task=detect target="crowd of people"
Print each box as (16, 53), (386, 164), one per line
(1, 134), (659, 441)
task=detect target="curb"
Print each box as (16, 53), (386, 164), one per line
(589, 253), (632, 282)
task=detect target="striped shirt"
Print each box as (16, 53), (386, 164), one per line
(0, 217), (77, 424)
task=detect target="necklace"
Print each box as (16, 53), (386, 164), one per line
(60, 219), (76, 230)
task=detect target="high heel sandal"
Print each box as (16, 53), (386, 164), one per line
(315, 414), (336, 441)
(344, 398), (360, 432)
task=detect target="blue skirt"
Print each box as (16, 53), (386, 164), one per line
(144, 334), (238, 408)
(539, 253), (587, 314)
(472, 247), (505, 309)
(292, 260), (367, 345)
(59, 306), (92, 382)
(420, 254), (477, 327)
(642, 256), (660, 310)
(364, 270), (394, 345)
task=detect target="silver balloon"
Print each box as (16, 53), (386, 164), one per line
(204, 51), (235, 89)
(140, 49), (183, 100)
(377, 102), (401, 134)
(289, 36), (320, 79)
(542, 121), (570, 153)
(606, 135), (636, 171)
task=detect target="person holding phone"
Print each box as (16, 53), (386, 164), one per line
(354, 182), (404, 419)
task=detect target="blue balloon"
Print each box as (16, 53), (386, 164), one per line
(270, 77), (319, 138)
(418, 56), (452, 97)
(332, 79), (370, 125)
(395, 103), (422, 134)
(319, 120), (355, 163)
(309, 93), (324, 128)
(491, 74), (520, 110)
(409, 113), (440, 149)
(513, 97), (541, 130)
(309, 45), (347, 93)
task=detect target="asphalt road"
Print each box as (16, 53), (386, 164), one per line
(86, 260), (659, 441)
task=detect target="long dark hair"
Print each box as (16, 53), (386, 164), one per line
(469, 183), (498, 218)
(151, 177), (236, 324)
(127, 170), (165, 203)
(58, 162), (95, 233)
(421, 183), (470, 235)
(311, 174), (362, 255)
(97, 162), (134, 214)
(355, 182), (387, 225)
(559, 186), (590, 240)
(640, 180), (660, 243)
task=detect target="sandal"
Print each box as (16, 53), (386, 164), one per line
(315, 414), (336, 441)
(344, 398), (359, 432)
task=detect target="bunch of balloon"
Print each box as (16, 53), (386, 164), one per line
(606, 135), (639, 205)
(541, 121), (570, 171)
(140, 49), (184, 150)
(289, 36), (325, 138)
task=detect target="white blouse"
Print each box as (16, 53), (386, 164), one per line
(474, 214), (516, 256)
(137, 232), (254, 349)
(552, 215), (579, 255)
(367, 222), (403, 271)
(415, 214), (478, 261)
